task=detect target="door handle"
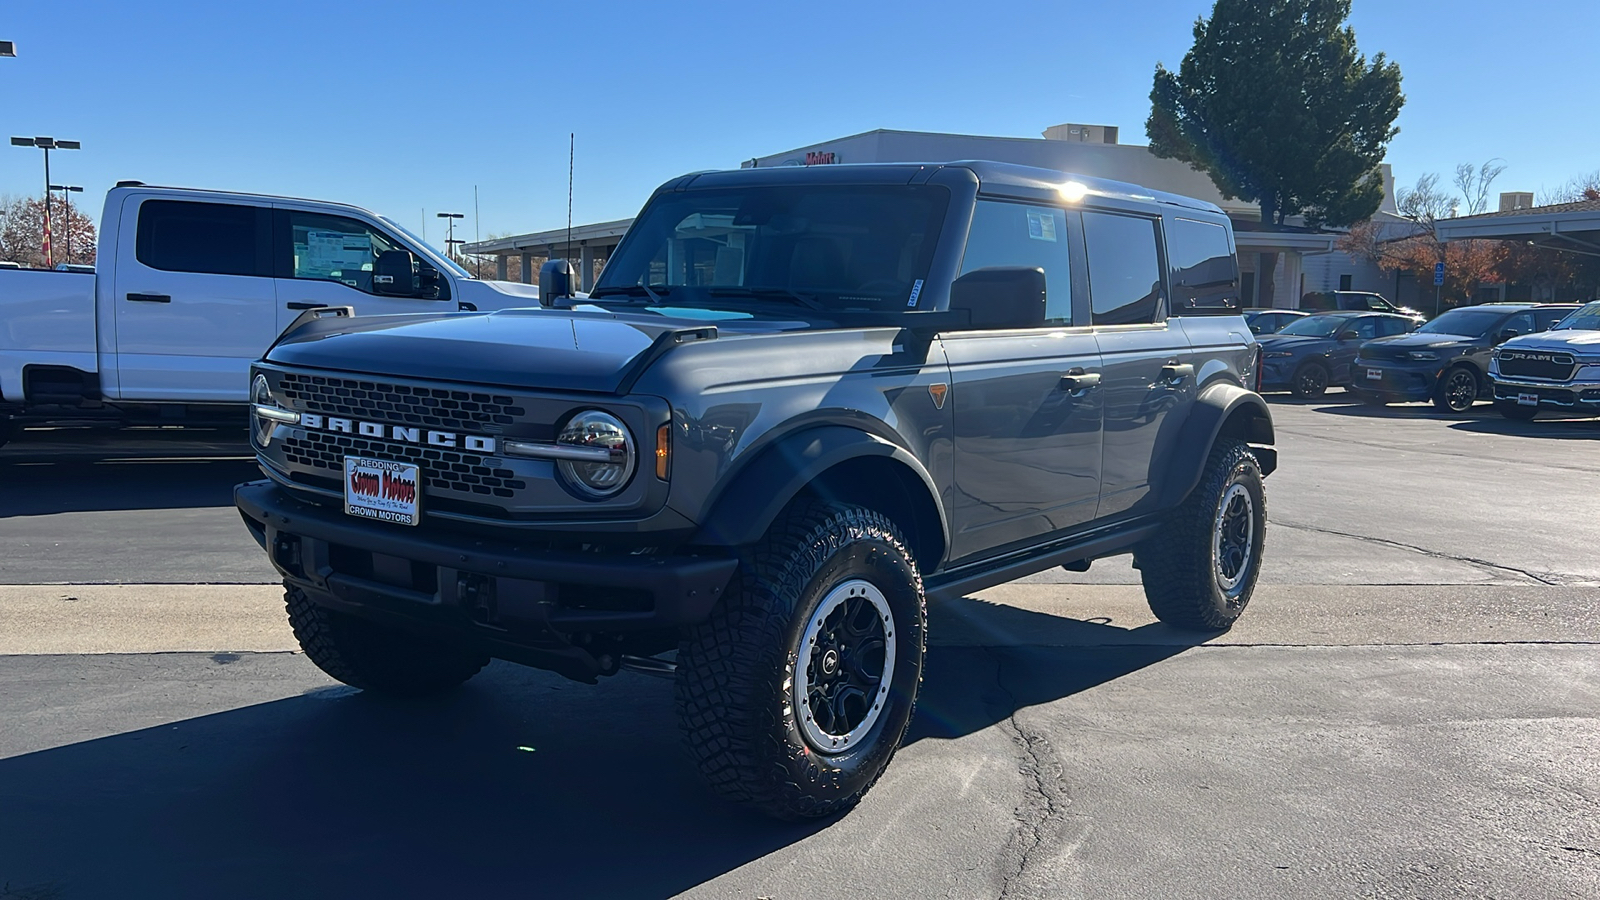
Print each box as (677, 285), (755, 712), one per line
(1059, 370), (1101, 392)
(458, 301), (478, 312)
(126, 293), (171, 303)
(286, 302), (328, 311)
(1160, 363), (1195, 384)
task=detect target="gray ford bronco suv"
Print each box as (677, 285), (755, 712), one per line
(236, 161), (1276, 820)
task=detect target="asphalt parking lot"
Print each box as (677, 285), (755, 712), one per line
(2, 397), (1597, 899)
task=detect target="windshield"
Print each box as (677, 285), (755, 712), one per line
(1276, 316), (1346, 337)
(378, 216), (474, 280)
(1555, 301), (1600, 331)
(1418, 308), (1505, 338)
(591, 184), (950, 314)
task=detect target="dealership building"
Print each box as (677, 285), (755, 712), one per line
(467, 123), (1403, 307)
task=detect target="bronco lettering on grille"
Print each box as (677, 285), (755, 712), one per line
(298, 412), (496, 454)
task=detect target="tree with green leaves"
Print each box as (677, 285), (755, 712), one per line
(1148, 0), (1404, 304)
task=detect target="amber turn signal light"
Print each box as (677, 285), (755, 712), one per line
(655, 423), (671, 479)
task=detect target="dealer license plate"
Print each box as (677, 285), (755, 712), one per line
(1517, 392), (1539, 407)
(1366, 368), (1382, 381)
(344, 456), (421, 526)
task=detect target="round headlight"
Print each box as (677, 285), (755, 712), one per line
(251, 374), (275, 446)
(556, 410), (635, 497)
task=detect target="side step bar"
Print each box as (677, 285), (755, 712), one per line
(925, 520), (1162, 602)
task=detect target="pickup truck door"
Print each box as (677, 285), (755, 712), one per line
(1082, 209), (1196, 519)
(271, 208), (458, 329)
(111, 196), (278, 401)
(940, 200), (1102, 565)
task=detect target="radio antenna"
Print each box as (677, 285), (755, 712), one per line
(566, 133), (574, 268)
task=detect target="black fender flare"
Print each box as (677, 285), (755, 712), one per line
(1156, 382), (1277, 509)
(692, 425), (949, 563)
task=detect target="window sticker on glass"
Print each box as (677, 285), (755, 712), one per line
(300, 230), (373, 280)
(907, 278), (924, 308)
(1026, 209), (1058, 242)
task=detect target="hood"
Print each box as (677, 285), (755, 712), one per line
(265, 308), (718, 393)
(1257, 334), (1332, 353)
(1366, 332), (1472, 349)
(478, 280), (541, 300)
(1500, 329), (1600, 357)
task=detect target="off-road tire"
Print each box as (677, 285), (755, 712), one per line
(675, 500), (926, 820)
(285, 585), (488, 696)
(1291, 362), (1330, 400)
(1496, 402), (1539, 421)
(1433, 366), (1480, 413)
(1135, 441), (1266, 631)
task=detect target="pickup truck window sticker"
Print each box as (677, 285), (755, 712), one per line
(1026, 209), (1058, 242)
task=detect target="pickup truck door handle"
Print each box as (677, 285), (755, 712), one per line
(285, 302), (328, 311)
(126, 293), (171, 303)
(458, 301), (478, 312)
(1059, 369), (1101, 392)
(1160, 363), (1195, 384)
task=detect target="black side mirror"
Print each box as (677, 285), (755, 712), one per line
(948, 266), (1046, 330)
(415, 262), (441, 300)
(1337, 330), (1361, 342)
(1497, 329), (1521, 343)
(540, 258), (577, 308)
(372, 250), (416, 297)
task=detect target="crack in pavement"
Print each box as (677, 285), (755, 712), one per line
(1270, 519), (1584, 586)
(984, 646), (1071, 900)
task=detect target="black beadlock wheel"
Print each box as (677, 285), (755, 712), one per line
(1496, 401), (1539, 421)
(1434, 366), (1480, 413)
(674, 500), (927, 820)
(1292, 363), (1329, 399)
(1135, 441), (1267, 631)
(284, 585), (488, 696)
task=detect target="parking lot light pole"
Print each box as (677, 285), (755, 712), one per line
(11, 136), (81, 267)
(437, 212), (464, 263)
(49, 184), (83, 263)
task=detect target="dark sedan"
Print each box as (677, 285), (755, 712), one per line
(1258, 311), (1421, 399)
(1350, 303), (1578, 412)
(1244, 308), (1309, 336)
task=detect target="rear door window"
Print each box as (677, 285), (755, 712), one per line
(135, 200), (271, 277)
(1166, 217), (1237, 311)
(959, 200), (1074, 324)
(1083, 211), (1164, 325)
(1532, 308), (1570, 331)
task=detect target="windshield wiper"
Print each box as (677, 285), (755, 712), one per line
(588, 284), (668, 303)
(706, 287), (825, 310)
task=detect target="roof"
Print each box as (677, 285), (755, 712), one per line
(108, 182), (377, 218)
(464, 218), (633, 255)
(1450, 197), (1600, 221)
(680, 161), (1224, 214)
(1434, 197), (1600, 252)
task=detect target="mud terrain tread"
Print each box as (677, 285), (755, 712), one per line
(285, 585), (488, 696)
(1137, 441), (1264, 631)
(675, 500), (925, 820)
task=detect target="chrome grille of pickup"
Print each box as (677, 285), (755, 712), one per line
(281, 431), (527, 499)
(1497, 350), (1577, 381)
(277, 372), (526, 432)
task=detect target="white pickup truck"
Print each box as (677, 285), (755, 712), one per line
(0, 183), (541, 443)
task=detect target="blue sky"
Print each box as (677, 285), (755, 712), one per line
(3, 0), (1596, 245)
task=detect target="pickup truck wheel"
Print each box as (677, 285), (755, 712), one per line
(675, 500), (926, 820)
(1496, 402), (1539, 421)
(1433, 366), (1480, 413)
(284, 585), (488, 696)
(1291, 362), (1329, 399)
(1136, 441), (1266, 631)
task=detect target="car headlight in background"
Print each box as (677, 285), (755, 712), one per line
(506, 410), (636, 498)
(251, 374), (298, 446)
(1263, 350), (1293, 359)
(1407, 351), (1439, 361)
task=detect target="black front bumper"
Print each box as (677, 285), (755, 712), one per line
(235, 481), (737, 677)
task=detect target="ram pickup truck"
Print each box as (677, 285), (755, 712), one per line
(0, 183), (540, 444)
(1490, 299), (1600, 419)
(236, 161), (1277, 819)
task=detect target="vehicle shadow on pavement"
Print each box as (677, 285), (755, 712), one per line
(0, 453), (257, 517)
(1447, 417), (1599, 438)
(0, 600), (1208, 898)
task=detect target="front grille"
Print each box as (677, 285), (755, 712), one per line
(1497, 351), (1577, 381)
(1359, 344), (1411, 362)
(278, 372), (526, 433)
(282, 431), (527, 499)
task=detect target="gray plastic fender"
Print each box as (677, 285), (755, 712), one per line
(1157, 382), (1277, 509)
(692, 425), (949, 557)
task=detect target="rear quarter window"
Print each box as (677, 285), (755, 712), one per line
(1167, 217), (1238, 312)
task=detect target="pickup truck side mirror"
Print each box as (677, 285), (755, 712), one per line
(372, 250), (418, 297)
(540, 258), (577, 307)
(415, 262), (441, 300)
(949, 266), (1047, 330)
